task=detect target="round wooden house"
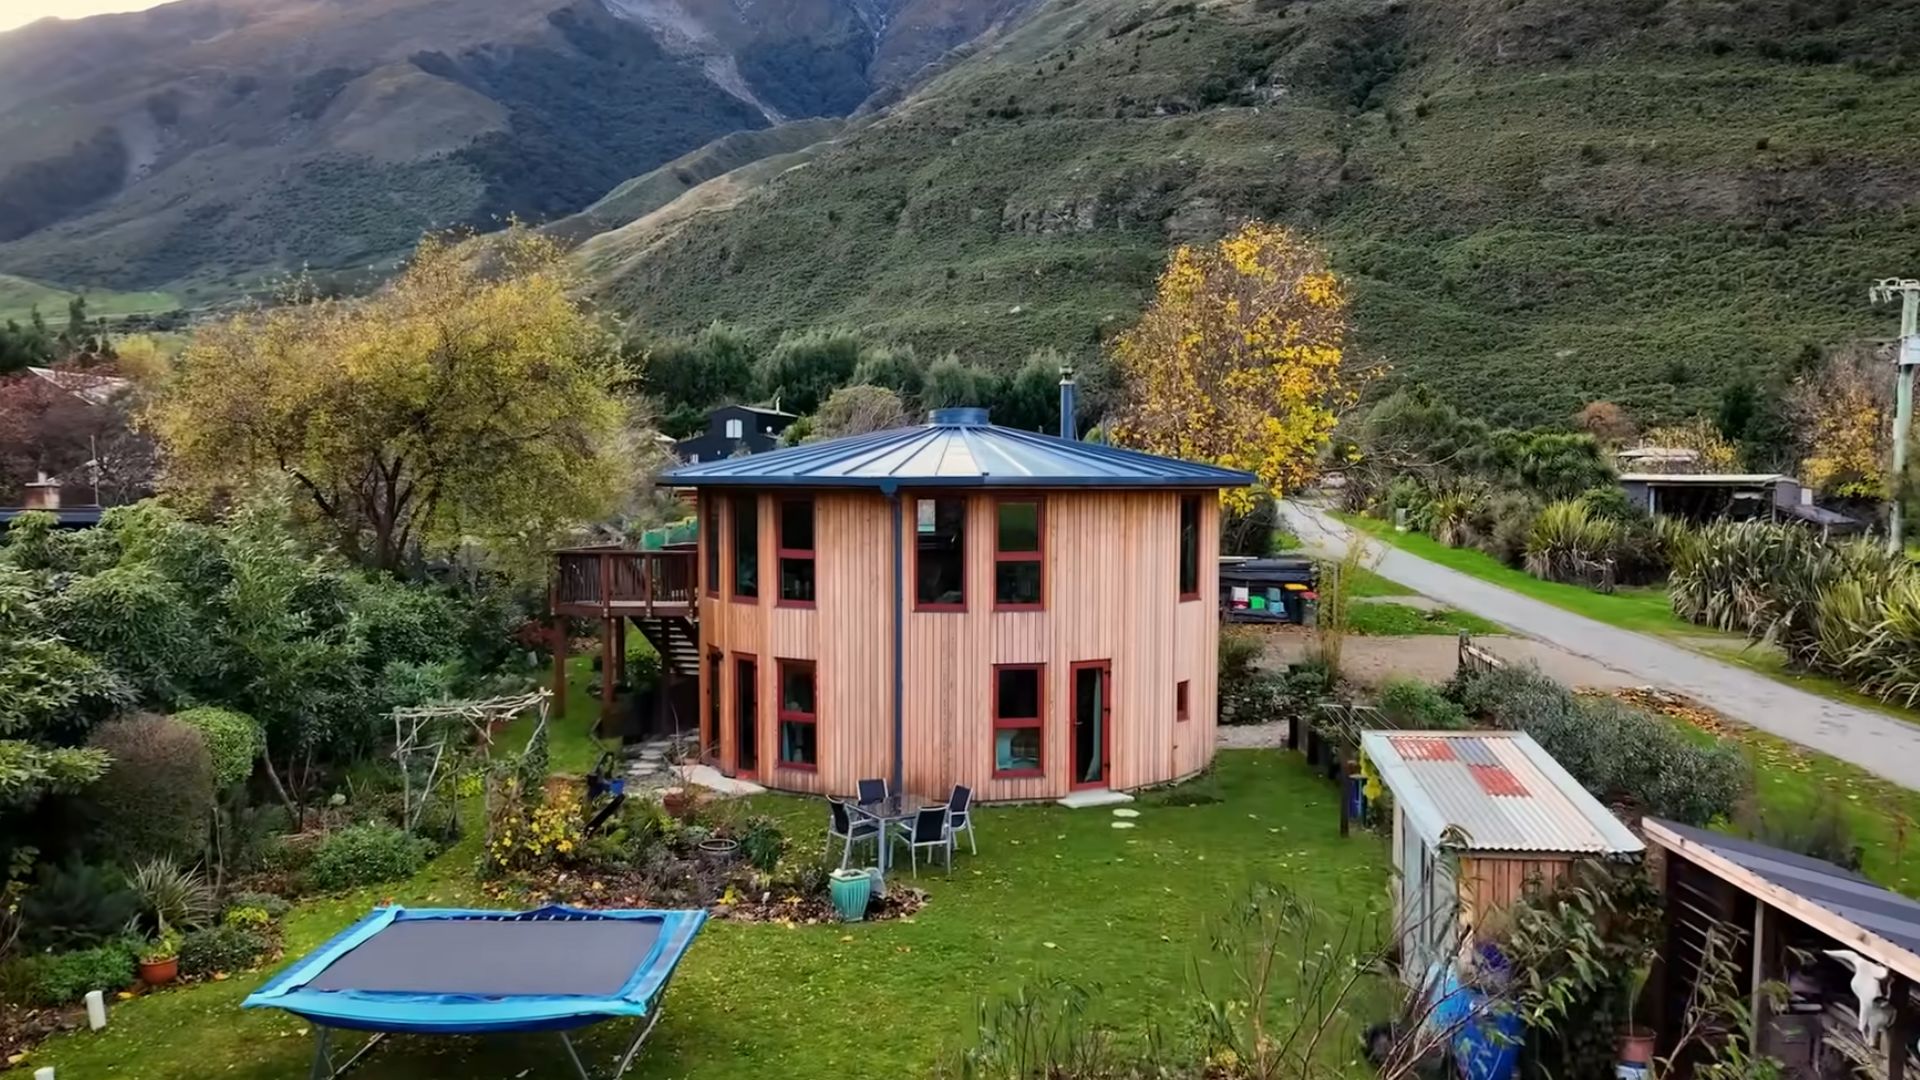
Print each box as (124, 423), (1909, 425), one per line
(662, 407), (1254, 803)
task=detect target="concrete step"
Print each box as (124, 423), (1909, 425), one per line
(1055, 789), (1135, 810)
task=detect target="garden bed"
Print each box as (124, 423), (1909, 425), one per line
(489, 864), (927, 924)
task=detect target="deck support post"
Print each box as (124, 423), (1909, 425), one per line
(552, 618), (568, 717)
(887, 486), (905, 799)
(601, 617), (617, 728)
(1750, 901), (1778, 1042)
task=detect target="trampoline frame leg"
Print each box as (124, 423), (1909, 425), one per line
(308, 1027), (386, 1080)
(558, 1008), (663, 1080)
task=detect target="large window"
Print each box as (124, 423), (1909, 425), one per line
(704, 497), (722, 596)
(731, 493), (759, 600)
(777, 660), (818, 769)
(994, 499), (1043, 610)
(778, 498), (816, 606)
(1178, 494), (1201, 600)
(915, 496), (967, 610)
(992, 664), (1044, 777)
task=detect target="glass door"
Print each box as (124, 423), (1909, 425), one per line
(734, 655), (758, 777)
(1071, 661), (1111, 789)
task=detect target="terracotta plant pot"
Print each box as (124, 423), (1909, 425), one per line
(139, 956), (179, 986)
(1616, 1027), (1657, 1080)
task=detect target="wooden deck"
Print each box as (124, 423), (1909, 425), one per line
(550, 547), (697, 619)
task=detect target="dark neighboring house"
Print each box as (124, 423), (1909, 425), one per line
(673, 405), (797, 463)
(0, 476), (103, 530)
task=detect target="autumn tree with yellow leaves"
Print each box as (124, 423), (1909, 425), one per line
(150, 227), (635, 572)
(1108, 221), (1357, 511)
(1788, 342), (1892, 498)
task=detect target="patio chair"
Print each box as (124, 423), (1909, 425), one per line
(946, 784), (976, 855)
(856, 778), (889, 805)
(827, 798), (880, 869)
(892, 805), (952, 877)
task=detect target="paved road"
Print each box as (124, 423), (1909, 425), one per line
(1280, 500), (1920, 790)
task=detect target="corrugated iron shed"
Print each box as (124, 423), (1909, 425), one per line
(661, 407), (1257, 490)
(1361, 730), (1644, 857)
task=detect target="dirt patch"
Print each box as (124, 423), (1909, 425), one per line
(1262, 628), (1641, 691)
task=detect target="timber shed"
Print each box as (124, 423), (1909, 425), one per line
(1361, 730), (1645, 980)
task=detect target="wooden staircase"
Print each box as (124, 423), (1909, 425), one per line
(632, 614), (699, 679)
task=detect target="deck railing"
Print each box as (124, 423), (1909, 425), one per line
(551, 547), (697, 617)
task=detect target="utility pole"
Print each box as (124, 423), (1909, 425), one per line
(1872, 278), (1920, 553)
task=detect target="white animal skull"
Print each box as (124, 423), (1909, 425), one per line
(1826, 949), (1893, 1045)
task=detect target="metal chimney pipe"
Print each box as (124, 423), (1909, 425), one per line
(1058, 365), (1077, 440)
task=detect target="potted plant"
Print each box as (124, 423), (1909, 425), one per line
(829, 868), (873, 922)
(1615, 960), (1656, 1079)
(139, 929), (181, 986)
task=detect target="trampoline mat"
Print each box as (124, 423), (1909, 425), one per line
(303, 918), (664, 997)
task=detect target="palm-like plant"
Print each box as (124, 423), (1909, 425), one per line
(130, 857), (214, 936)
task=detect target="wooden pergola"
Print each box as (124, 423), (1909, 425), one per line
(1647, 818), (1920, 1080)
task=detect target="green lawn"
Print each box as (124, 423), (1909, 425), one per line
(1350, 601), (1501, 637)
(1336, 512), (1695, 636)
(26, 704), (1387, 1078)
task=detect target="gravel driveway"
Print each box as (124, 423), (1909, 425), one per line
(1280, 500), (1920, 790)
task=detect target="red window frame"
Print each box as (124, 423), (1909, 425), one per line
(913, 495), (968, 612)
(991, 662), (1045, 779)
(704, 496), (723, 598)
(1178, 494), (1202, 601)
(775, 658), (818, 772)
(776, 496), (816, 609)
(1176, 679), (1191, 722)
(992, 497), (1045, 612)
(731, 492), (759, 604)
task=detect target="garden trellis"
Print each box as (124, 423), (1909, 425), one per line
(390, 689), (551, 833)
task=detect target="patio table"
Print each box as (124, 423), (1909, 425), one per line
(852, 794), (935, 880)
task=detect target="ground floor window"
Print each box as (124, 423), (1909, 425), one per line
(992, 664), (1043, 777)
(778, 659), (818, 769)
(1176, 679), (1190, 722)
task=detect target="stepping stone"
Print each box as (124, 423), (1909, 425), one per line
(1111, 821), (1136, 829)
(1112, 808), (1140, 819)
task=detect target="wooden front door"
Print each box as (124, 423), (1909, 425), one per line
(1071, 661), (1112, 789)
(734, 654), (758, 777)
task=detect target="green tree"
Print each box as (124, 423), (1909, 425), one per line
(850, 344), (925, 402)
(0, 560), (121, 806)
(920, 354), (1000, 411)
(755, 329), (864, 414)
(636, 322), (757, 437)
(992, 349), (1069, 433)
(150, 228), (634, 573)
(812, 385), (910, 440)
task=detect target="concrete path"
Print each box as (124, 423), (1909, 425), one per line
(1280, 500), (1920, 790)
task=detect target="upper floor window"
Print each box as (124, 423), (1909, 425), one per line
(725, 418), (744, 439)
(704, 497), (722, 596)
(915, 496), (966, 610)
(732, 493), (759, 599)
(994, 499), (1043, 609)
(1178, 494), (1201, 600)
(778, 497), (816, 606)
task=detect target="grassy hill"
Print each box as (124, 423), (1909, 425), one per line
(0, 273), (177, 325)
(583, 0), (1920, 427)
(0, 0), (1033, 299)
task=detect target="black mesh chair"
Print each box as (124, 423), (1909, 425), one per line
(827, 798), (880, 869)
(856, 778), (888, 805)
(946, 785), (976, 855)
(892, 805), (952, 877)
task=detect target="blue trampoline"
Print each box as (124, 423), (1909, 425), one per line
(244, 905), (706, 1080)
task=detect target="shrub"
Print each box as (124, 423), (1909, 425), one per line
(739, 815), (786, 873)
(173, 706), (263, 789)
(130, 857), (215, 934)
(85, 713), (216, 862)
(1736, 795), (1862, 871)
(224, 891), (291, 921)
(1377, 677), (1467, 730)
(306, 823), (432, 892)
(178, 925), (270, 978)
(25, 940), (138, 1004)
(1448, 665), (1747, 825)
(486, 782), (585, 876)
(223, 906), (273, 932)
(18, 860), (141, 951)
(1523, 501), (1622, 588)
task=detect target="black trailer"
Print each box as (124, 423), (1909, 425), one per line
(1219, 556), (1318, 625)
